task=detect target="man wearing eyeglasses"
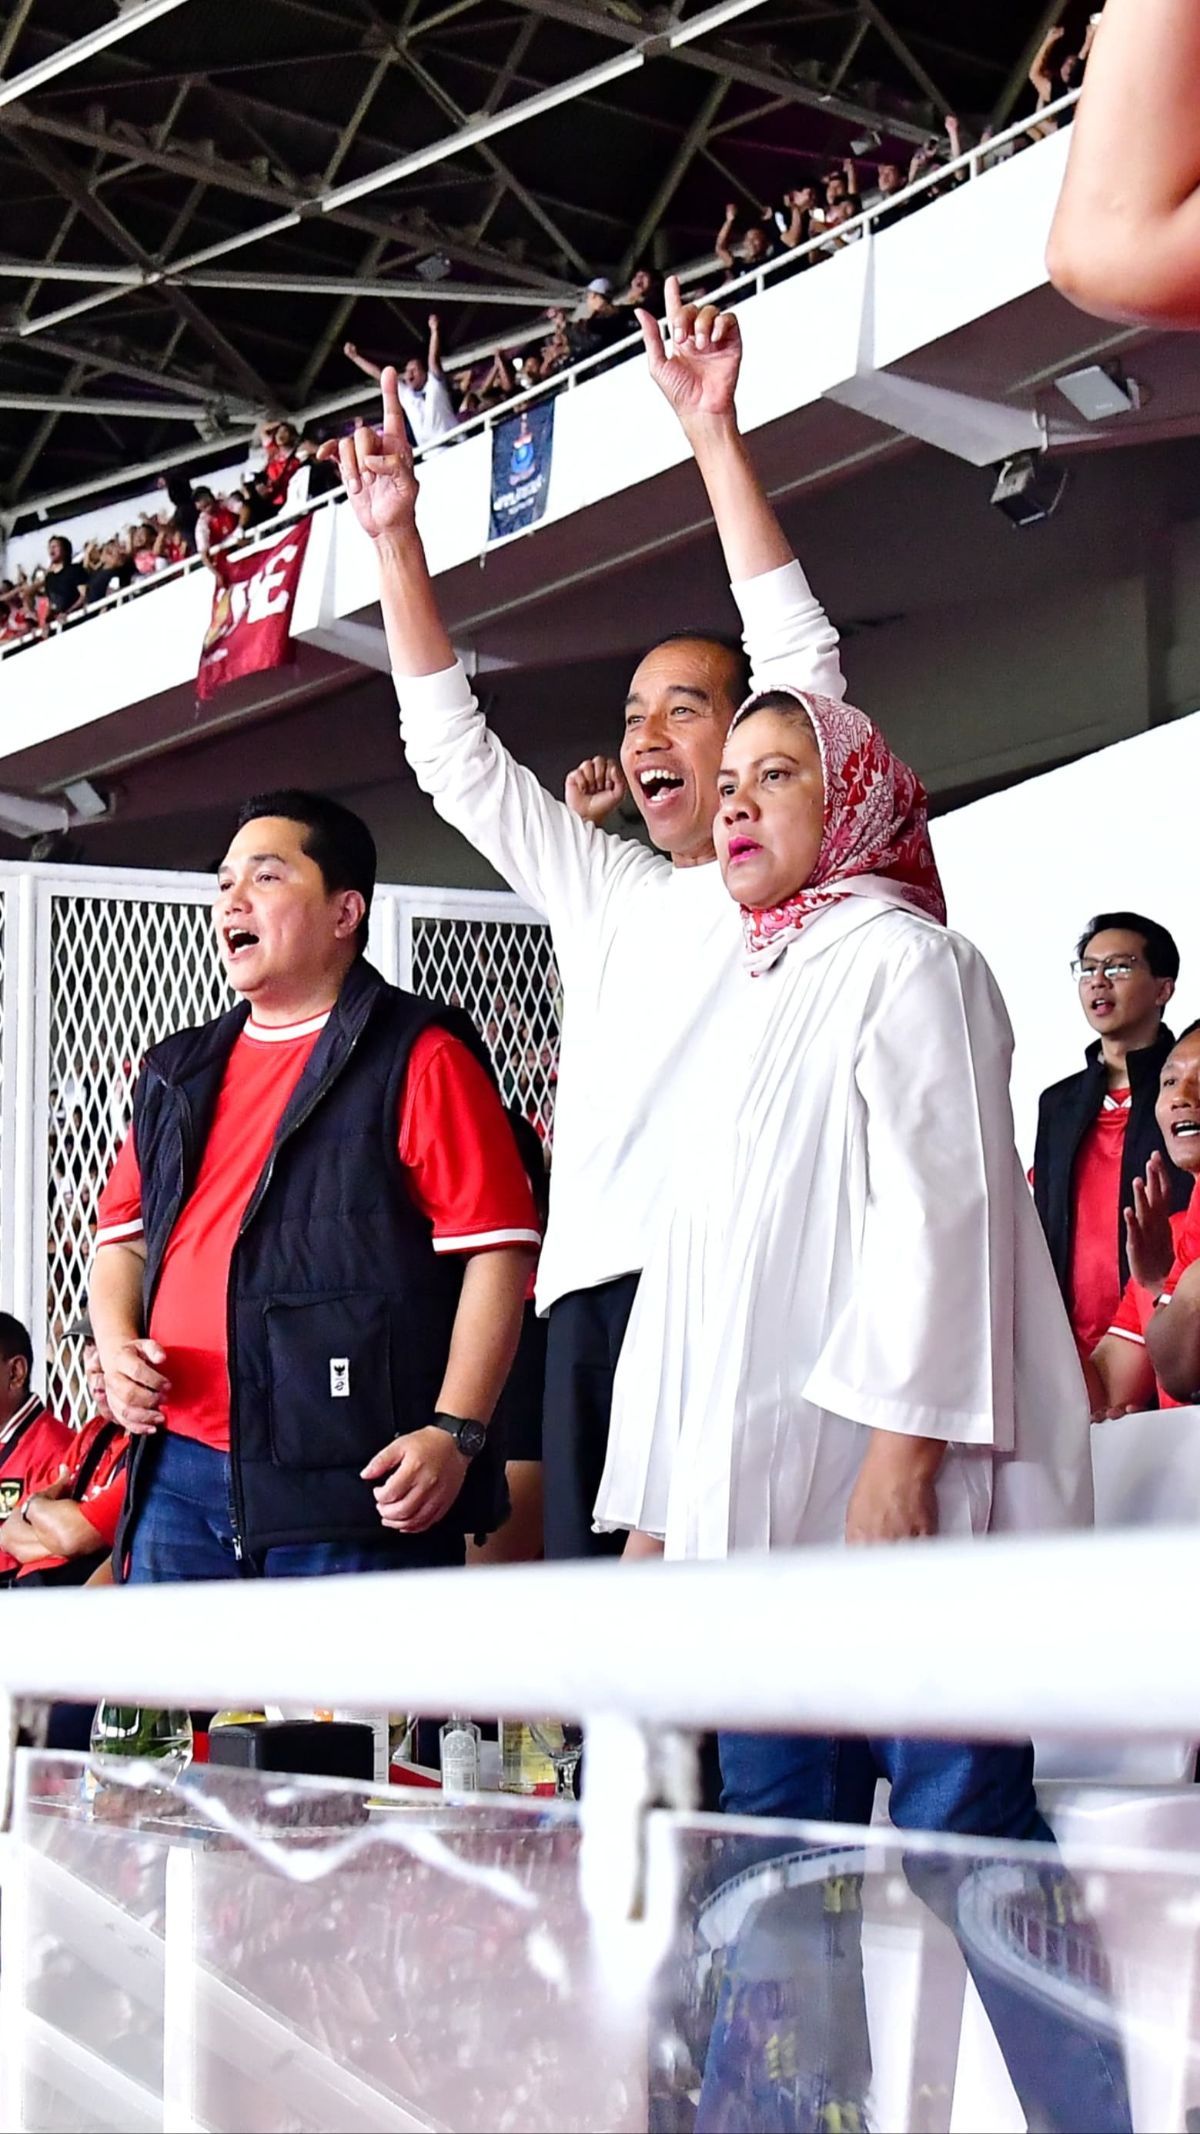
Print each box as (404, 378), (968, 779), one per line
(1034, 910), (1191, 1359)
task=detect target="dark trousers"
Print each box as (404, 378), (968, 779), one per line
(698, 1731), (1131, 2134)
(126, 1431), (465, 1581)
(541, 1272), (639, 1561)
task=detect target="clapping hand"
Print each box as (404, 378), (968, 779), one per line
(637, 273), (742, 426)
(1124, 1150), (1178, 1291)
(565, 755), (626, 824)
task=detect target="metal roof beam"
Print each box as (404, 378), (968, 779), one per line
(0, 390), (213, 420)
(0, 106), (572, 292)
(855, 0), (950, 118)
(4, 354), (87, 503)
(0, 259), (144, 284)
(826, 15), (869, 98)
(699, 140), (767, 214)
(0, 0), (36, 79)
(619, 75), (727, 283)
(707, 94), (790, 137)
(317, 48), (396, 190)
(0, 0), (196, 113)
(295, 233), (388, 402)
(319, 47), (650, 212)
(400, 38), (593, 277)
(2, 328), (252, 409)
(174, 270), (566, 304)
(10, 129), (273, 407)
(508, 0), (931, 142)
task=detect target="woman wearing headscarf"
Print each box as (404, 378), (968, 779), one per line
(596, 688), (1129, 2133)
(597, 685), (1091, 1576)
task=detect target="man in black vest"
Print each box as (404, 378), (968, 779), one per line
(90, 790), (538, 1582)
(1033, 909), (1190, 1358)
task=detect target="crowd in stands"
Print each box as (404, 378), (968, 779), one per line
(0, 17), (1099, 656)
(0, 420), (339, 648)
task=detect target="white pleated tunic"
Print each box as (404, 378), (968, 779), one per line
(595, 897), (1093, 1559)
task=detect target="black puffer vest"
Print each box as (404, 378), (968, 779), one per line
(115, 959), (509, 1568)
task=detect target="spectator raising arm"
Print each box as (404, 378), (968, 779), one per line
(345, 341), (383, 383)
(636, 276), (845, 699)
(323, 373), (653, 942)
(1030, 23), (1066, 105)
(715, 202), (739, 271)
(1047, 0), (1200, 326)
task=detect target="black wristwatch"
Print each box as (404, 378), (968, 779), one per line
(432, 1411), (488, 1459)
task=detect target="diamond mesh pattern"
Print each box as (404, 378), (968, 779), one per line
(28, 887), (556, 1427)
(410, 916), (561, 1144)
(44, 895), (231, 1425)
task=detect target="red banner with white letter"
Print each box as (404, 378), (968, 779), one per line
(196, 517), (311, 701)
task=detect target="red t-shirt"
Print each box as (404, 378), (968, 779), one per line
(1066, 1088), (1132, 1357)
(95, 1013), (539, 1451)
(1107, 1191), (1200, 1408)
(14, 1415), (130, 1580)
(0, 1400), (72, 1578)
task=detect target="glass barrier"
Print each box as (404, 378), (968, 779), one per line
(3, 1748), (1197, 2131)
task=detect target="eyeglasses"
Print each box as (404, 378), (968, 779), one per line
(1071, 956), (1144, 984)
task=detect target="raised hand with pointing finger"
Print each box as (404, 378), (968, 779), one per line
(319, 366), (419, 542)
(636, 273), (742, 429)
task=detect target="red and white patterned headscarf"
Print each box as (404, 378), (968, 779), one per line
(732, 686), (947, 975)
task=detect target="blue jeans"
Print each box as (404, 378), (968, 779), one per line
(125, 1430), (465, 1582)
(696, 1731), (1131, 2134)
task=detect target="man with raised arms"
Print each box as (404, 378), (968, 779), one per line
(332, 279), (845, 1560)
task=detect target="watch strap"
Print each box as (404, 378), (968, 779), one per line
(432, 1411), (487, 1457)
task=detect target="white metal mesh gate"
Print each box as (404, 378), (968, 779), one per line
(0, 864), (556, 1426)
(408, 912), (560, 1143)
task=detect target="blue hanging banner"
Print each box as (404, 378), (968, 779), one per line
(488, 397), (555, 542)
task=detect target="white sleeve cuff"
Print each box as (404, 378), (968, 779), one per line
(394, 660), (477, 720)
(1106, 1325), (1146, 1348)
(730, 558), (816, 626)
(730, 558), (846, 706)
(94, 1219), (144, 1246)
(432, 1227), (541, 1254)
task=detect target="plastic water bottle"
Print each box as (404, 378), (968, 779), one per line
(90, 1702), (194, 1778)
(439, 1714), (481, 1796)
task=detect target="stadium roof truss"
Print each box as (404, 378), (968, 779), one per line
(0, 0), (1070, 526)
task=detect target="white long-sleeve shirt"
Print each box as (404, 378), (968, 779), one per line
(395, 560), (845, 1312)
(597, 901), (1092, 1553)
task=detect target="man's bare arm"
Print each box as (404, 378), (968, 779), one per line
(845, 1429), (945, 1544)
(89, 1239), (170, 1434)
(1147, 1258), (1200, 1401)
(23, 1493), (106, 1558)
(362, 1247), (532, 1534)
(1048, 0), (1200, 326)
(1089, 1333), (1156, 1420)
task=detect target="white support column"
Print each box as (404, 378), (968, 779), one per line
(2, 874), (38, 1339)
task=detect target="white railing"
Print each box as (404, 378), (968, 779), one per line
(0, 88), (1080, 664)
(0, 863), (556, 1421)
(3, 1521), (1199, 1743)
